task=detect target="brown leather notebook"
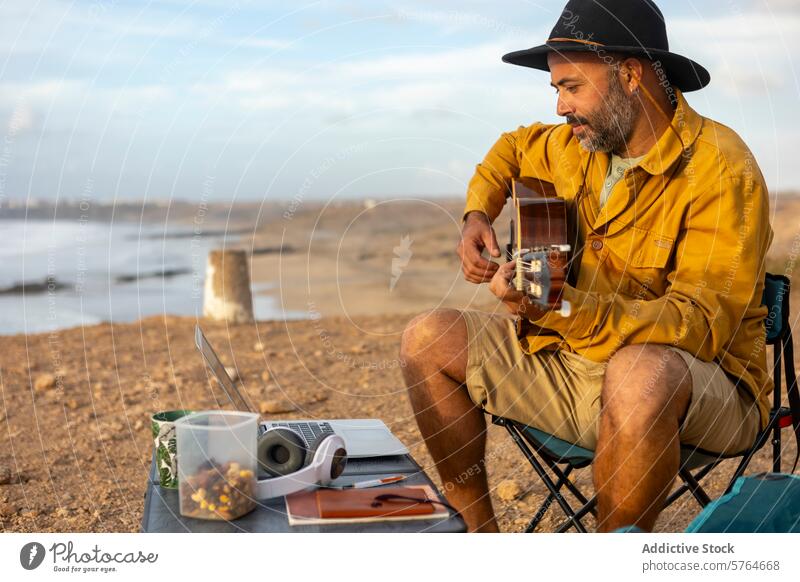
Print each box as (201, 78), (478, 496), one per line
(286, 485), (447, 525)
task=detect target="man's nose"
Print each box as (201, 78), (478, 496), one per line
(556, 94), (573, 118)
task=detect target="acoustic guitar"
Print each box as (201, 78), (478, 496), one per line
(506, 179), (572, 317)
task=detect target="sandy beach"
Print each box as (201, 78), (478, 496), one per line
(246, 197), (506, 319)
(0, 194), (798, 533)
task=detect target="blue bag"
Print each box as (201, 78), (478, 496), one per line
(686, 473), (800, 533)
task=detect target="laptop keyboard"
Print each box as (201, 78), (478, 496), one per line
(269, 421), (334, 445)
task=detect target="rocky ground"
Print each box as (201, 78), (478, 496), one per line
(0, 305), (797, 533)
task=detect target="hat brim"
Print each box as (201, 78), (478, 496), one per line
(502, 42), (710, 92)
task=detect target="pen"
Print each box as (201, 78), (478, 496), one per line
(338, 474), (408, 489)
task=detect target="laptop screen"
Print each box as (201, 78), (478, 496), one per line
(194, 325), (255, 414)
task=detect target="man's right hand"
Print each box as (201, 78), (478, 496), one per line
(457, 211), (502, 284)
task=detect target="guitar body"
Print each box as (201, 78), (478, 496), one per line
(508, 179), (572, 316)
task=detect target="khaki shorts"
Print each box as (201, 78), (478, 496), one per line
(462, 310), (761, 455)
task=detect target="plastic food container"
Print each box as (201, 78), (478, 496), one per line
(175, 411), (258, 521)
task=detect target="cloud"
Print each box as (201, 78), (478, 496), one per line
(0, 79), (89, 116)
(204, 42), (534, 118)
(669, 11), (799, 94)
(7, 102), (35, 135)
(754, 0), (800, 14)
(331, 42), (506, 78)
(235, 37), (292, 50)
(389, 6), (540, 41)
(2, 0), (799, 200)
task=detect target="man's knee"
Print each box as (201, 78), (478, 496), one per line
(601, 344), (692, 427)
(400, 308), (466, 366)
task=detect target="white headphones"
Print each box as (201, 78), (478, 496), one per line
(255, 430), (347, 500)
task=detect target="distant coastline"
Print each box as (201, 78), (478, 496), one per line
(0, 199), (282, 224)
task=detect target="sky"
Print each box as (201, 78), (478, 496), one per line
(0, 0), (798, 205)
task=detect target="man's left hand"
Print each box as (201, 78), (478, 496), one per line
(489, 260), (549, 319)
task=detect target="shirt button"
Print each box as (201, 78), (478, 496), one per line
(591, 239), (603, 251)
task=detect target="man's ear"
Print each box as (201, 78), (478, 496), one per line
(619, 57), (644, 94)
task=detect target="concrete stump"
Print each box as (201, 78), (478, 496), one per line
(203, 250), (254, 323)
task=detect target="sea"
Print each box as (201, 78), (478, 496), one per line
(0, 219), (301, 335)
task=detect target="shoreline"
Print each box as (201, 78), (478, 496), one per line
(2, 191), (799, 335)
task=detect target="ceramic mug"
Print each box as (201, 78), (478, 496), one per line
(151, 409), (194, 488)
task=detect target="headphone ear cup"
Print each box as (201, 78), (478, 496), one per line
(309, 434), (348, 482)
(257, 427), (307, 477)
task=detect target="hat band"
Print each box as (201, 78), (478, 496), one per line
(547, 37), (606, 47)
(547, 37), (655, 60)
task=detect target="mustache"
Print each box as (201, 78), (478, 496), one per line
(565, 115), (590, 126)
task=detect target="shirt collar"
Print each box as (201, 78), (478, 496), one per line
(578, 89), (703, 178)
(636, 89), (703, 176)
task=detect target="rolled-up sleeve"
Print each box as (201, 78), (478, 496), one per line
(462, 123), (560, 223)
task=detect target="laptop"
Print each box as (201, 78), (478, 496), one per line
(194, 326), (409, 458)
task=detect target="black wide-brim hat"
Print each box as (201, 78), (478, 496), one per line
(503, 0), (710, 92)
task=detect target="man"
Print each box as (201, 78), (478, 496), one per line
(400, 0), (773, 532)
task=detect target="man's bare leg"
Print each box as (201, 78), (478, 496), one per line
(400, 308), (499, 532)
(593, 344), (693, 532)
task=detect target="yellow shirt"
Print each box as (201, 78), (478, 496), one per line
(463, 90), (774, 430)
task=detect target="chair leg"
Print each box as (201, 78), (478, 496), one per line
(725, 415), (781, 494)
(524, 468), (567, 533)
(772, 422), (782, 474)
(678, 467), (712, 507)
(544, 461), (596, 513)
(503, 423), (588, 533)
(664, 461), (719, 507)
(524, 465), (579, 532)
(554, 497), (597, 533)
(524, 492), (555, 533)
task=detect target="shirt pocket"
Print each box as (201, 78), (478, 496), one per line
(603, 227), (675, 299)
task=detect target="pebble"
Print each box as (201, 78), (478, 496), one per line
(261, 370), (271, 382)
(224, 367), (239, 382)
(0, 466), (13, 485)
(496, 479), (523, 501)
(66, 399), (79, 410)
(253, 342), (265, 352)
(259, 399), (297, 414)
(34, 373), (57, 392)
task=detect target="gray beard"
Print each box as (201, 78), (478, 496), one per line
(576, 73), (639, 154)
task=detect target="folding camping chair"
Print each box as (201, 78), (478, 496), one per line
(491, 273), (800, 532)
